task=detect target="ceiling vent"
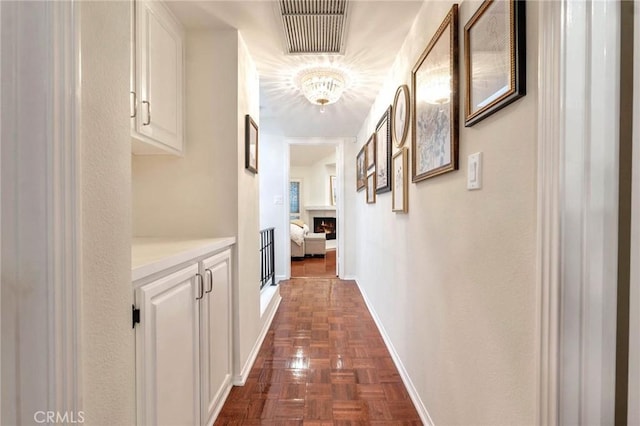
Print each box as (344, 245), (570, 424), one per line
(277, 0), (350, 54)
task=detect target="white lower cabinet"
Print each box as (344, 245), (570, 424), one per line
(134, 247), (232, 426)
(200, 251), (232, 425)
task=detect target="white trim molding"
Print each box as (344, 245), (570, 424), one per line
(1, 0), (82, 421)
(233, 292), (281, 385)
(537, 1), (621, 425)
(628, 0), (640, 422)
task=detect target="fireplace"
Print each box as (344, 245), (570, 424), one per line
(313, 217), (336, 240)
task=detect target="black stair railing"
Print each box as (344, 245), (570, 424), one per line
(259, 227), (276, 289)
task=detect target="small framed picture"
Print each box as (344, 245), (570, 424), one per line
(245, 114), (258, 173)
(392, 148), (408, 213)
(375, 106), (392, 194)
(464, 0), (526, 126)
(366, 171), (376, 204)
(411, 5), (459, 183)
(365, 133), (376, 170)
(392, 85), (410, 148)
(356, 146), (366, 192)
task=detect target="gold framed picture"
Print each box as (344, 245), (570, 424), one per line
(356, 145), (366, 191)
(392, 85), (410, 148)
(411, 5), (459, 182)
(464, 0), (526, 126)
(392, 148), (408, 213)
(366, 171), (376, 204)
(365, 133), (376, 171)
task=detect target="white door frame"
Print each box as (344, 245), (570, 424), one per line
(1, 1), (82, 421)
(284, 138), (345, 279)
(537, 1), (621, 424)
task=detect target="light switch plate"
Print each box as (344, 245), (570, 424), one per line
(467, 152), (482, 190)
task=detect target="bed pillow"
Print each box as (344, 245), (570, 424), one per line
(290, 223), (304, 246)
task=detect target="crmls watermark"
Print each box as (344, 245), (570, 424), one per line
(34, 411), (85, 424)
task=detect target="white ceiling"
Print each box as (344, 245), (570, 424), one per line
(290, 144), (337, 167)
(167, 0), (424, 138)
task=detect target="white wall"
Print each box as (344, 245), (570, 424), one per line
(259, 133), (288, 280)
(133, 30), (238, 238)
(235, 33), (265, 380)
(343, 1), (538, 424)
(80, 1), (135, 424)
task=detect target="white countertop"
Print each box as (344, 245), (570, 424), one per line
(132, 237), (236, 282)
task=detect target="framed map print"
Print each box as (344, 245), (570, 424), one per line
(411, 5), (459, 183)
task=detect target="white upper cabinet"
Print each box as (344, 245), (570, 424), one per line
(131, 0), (185, 155)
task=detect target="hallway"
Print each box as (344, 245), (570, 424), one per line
(215, 278), (422, 424)
(291, 249), (338, 278)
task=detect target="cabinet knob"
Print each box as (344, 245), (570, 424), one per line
(205, 269), (213, 294)
(142, 100), (151, 125)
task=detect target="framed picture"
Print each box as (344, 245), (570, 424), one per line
(392, 148), (408, 213)
(392, 85), (410, 148)
(365, 133), (376, 170)
(330, 175), (337, 205)
(356, 146), (366, 191)
(375, 106), (392, 194)
(411, 5), (459, 183)
(464, 0), (526, 126)
(366, 171), (376, 204)
(245, 114), (258, 173)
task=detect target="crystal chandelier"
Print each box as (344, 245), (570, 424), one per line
(297, 67), (347, 111)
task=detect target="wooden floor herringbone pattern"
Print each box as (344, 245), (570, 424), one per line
(214, 278), (422, 425)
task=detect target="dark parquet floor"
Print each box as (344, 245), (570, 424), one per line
(291, 250), (337, 278)
(214, 278), (422, 425)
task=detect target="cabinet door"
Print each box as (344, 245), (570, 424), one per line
(135, 264), (201, 426)
(200, 250), (232, 425)
(135, 0), (184, 154)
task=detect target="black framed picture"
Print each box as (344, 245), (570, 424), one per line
(245, 114), (258, 173)
(375, 106), (392, 193)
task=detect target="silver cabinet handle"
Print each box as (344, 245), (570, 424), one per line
(195, 274), (204, 300)
(130, 91), (137, 118)
(142, 100), (151, 125)
(205, 269), (213, 293)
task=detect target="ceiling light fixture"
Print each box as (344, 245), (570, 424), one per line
(297, 67), (347, 112)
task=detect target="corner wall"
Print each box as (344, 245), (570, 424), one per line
(259, 133), (288, 280)
(235, 33), (264, 379)
(343, 1), (538, 424)
(80, 1), (135, 424)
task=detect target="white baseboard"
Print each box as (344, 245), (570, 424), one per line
(341, 275), (357, 280)
(208, 377), (233, 425)
(275, 275), (286, 283)
(233, 293), (282, 385)
(356, 280), (435, 426)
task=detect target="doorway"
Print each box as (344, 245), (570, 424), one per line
(286, 141), (342, 278)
